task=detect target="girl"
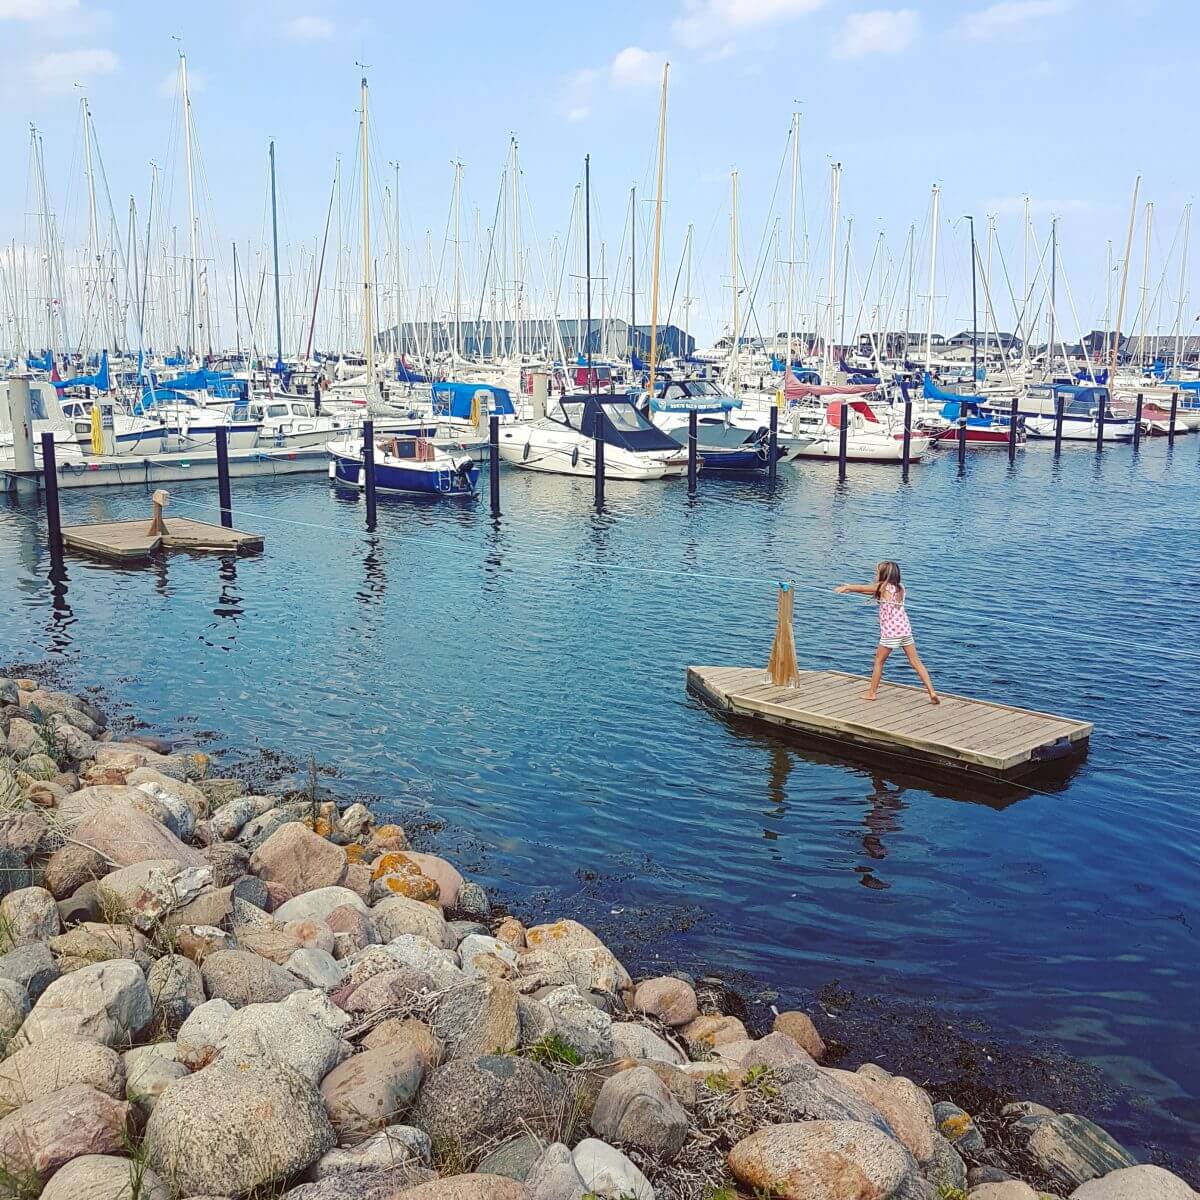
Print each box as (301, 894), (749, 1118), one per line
(835, 561), (940, 704)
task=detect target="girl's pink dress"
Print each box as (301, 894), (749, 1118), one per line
(878, 583), (913, 646)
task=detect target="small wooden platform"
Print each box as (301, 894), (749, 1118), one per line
(61, 517), (263, 562)
(688, 666), (1092, 780)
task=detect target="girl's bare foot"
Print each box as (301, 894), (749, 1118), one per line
(863, 692), (878, 701)
(928, 693), (940, 705)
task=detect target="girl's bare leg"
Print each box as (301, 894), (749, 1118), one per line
(903, 643), (940, 703)
(864, 646), (890, 699)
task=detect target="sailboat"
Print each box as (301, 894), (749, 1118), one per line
(326, 78), (478, 496)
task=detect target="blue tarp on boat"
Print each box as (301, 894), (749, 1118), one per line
(430, 381), (516, 419)
(55, 350), (110, 393)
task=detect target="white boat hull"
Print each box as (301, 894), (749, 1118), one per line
(497, 425), (686, 480)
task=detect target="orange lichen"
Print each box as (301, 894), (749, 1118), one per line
(940, 1113), (972, 1140)
(343, 843), (367, 864)
(371, 851), (417, 880)
(382, 874), (440, 902)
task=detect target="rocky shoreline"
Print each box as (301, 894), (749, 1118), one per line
(0, 673), (1192, 1200)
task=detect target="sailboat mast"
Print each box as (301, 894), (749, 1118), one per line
(683, 222), (693, 339)
(826, 163), (841, 378)
(1137, 202), (1152, 369)
(584, 155), (592, 376)
(360, 76), (376, 404)
(629, 186), (636, 363)
(81, 97), (102, 350)
(453, 160), (463, 362)
(924, 184), (939, 375)
(232, 240), (241, 358)
(1049, 217), (1057, 372)
(510, 139), (521, 359)
(730, 168), (739, 391)
(270, 140), (283, 369)
(968, 215), (978, 385)
(1174, 202), (1191, 370)
(786, 111), (798, 370)
(903, 223), (915, 363)
(1110, 178), (1141, 391)
(180, 54), (200, 357)
(647, 62), (669, 398)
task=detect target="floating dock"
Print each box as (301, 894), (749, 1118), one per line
(687, 665), (1092, 780)
(62, 516), (263, 562)
(1, 445), (328, 492)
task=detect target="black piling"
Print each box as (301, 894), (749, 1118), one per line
(957, 411), (967, 469)
(594, 418), (605, 510)
(362, 420), (377, 531)
(768, 405), (779, 488)
(1053, 393), (1065, 456)
(488, 415), (501, 518)
(1169, 389), (1178, 444)
(687, 410), (698, 496)
(1095, 394), (1106, 450)
(1007, 394), (1019, 462)
(837, 400), (849, 481)
(900, 383), (912, 481)
(1133, 392), (1144, 450)
(40, 432), (62, 558)
(215, 426), (233, 528)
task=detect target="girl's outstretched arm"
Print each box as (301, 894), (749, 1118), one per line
(834, 583), (877, 595)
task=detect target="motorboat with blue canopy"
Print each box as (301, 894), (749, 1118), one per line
(430, 381), (515, 420)
(646, 379), (784, 471)
(1022, 383), (1134, 442)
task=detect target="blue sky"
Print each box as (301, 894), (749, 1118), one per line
(0, 0), (1195, 347)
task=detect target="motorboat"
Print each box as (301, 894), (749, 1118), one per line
(328, 432), (478, 496)
(1021, 384), (1136, 443)
(645, 379), (793, 470)
(132, 388), (261, 450)
(247, 397), (350, 449)
(498, 394), (687, 480)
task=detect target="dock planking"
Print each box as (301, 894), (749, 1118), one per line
(61, 517), (263, 563)
(687, 665), (1092, 779)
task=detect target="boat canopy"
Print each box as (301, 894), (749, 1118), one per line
(430, 381), (515, 420)
(651, 379), (741, 413)
(158, 367), (243, 399)
(788, 382), (876, 399)
(922, 372), (982, 405)
(133, 387), (208, 414)
(27, 350), (54, 372)
(839, 357), (880, 384)
(1028, 382), (1113, 415)
(825, 399), (879, 427)
(559, 395), (681, 452)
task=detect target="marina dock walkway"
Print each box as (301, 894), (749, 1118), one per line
(687, 665), (1092, 779)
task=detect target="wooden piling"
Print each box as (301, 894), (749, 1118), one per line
(40, 432), (62, 557)
(838, 400), (848, 481)
(687, 410), (698, 496)
(215, 426), (233, 528)
(488, 415), (501, 518)
(362, 420), (377, 531)
(1133, 392), (1143, 450)
(901, 387), (912, 481)
(1169, 388), (1178, 444)
(594, 411), (605, 509)
(1007, 394), (1019, 461)
(1054, 393), (1065, 455)
(1096, 393), (1106, 450)
(768, 405), (779, 487)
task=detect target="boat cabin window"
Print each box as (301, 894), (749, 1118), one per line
(290, 403), (313, 417)
(601, 402), (648, 432)
(267, 404), (289, 418)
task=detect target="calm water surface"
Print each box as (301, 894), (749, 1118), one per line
(1, 441), (1197, 1170)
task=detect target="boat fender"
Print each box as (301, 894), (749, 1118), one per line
(522, 442), (531, 461)
(570, 446), (579, 467)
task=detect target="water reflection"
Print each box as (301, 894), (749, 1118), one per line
(357, 535), (386, 606)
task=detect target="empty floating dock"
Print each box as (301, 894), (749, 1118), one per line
(62, 517), (263, 563)
(687, 666), (1092, 780)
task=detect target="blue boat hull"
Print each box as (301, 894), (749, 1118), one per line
(698, 445), (782, 471)
(330, 450), (478, 496)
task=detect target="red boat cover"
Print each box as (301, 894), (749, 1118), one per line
(825, 399), (879, 427)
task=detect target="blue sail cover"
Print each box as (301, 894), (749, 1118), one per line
(27, 350), (53, 372)
(923, 372), (980, 404)
(164, 351), (187, 366)
(55, 350), (110, 392)
(160, 368), (242, 398)
(1075, 368), (1108, 384)
(430, 381), (515, 419)
(631, 351), (647, 371)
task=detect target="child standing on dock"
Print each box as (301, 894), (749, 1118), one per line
(835, 561), (940, 705)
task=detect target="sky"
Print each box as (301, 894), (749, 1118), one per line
(0, 0), (1196, 351)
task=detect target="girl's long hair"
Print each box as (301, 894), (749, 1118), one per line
(874, 560), (903, 600)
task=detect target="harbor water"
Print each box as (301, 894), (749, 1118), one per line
(1, 440), (1197, 1173)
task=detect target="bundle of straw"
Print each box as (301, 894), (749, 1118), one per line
(766, 582), (800, 687)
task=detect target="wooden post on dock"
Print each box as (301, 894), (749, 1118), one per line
(1169, 388), (1178, 444)
(766, 582), (800, 687)
(215, 426), (233, 528)
(1133, 392), (1144, 450)
(838, 400), (848, 481)
(40, 432), (62, 558)
(362, 420), (377, 531)
(1095, 393), (1106, 450)
(1007, 394), (1019, 461)
(687, 410), (698, 496)
(1053, 393), (1065, 455)
(488, 415), (501, 518)
(768, 405), (778, 487)
(593, 412), (605, 510)
(901, 383), (912, 481)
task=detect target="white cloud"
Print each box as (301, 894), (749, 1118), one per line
(31, 47), (117, 93)
(955, 0), (1073, 41)
(284, 15), (334, 41)
(567, 105), (591, 123)
(610, 46), (665, 88)
(0, 0), (77, 19)
(674, 0), (825, 48)
(834, 8), (918, 58)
